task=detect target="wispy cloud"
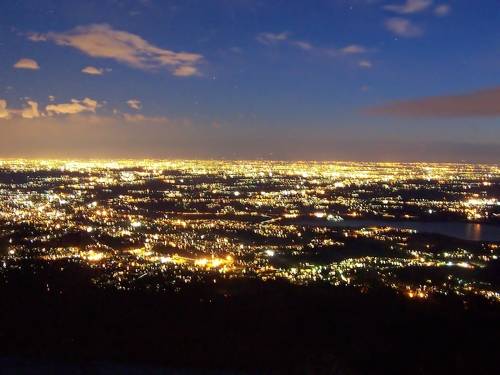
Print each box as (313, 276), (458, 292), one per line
(365, 86), (500, 118)
(291, 40), (314, 51)
(434, 4), (451, 17)
(385, 17), (423, 37)
(384, 0), (433, 14)
(13, 58), (40, 70)
(256, 32), (290, 45)
(340, 44), (368, 55)
(358, 60), (373, 68)
(29, 24), (203, 77)
(82, 66), (104, 75)
(258, 32), (370, 62)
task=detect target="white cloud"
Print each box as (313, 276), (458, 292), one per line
(22, 100), (40, 119)
(27, 34), (47, 42)
(341, 44), (367, 55)
(434, 4), (451, 16)
(13, 58), (40, 70)
(127, 99), (142, 110)
(0, 96), (172, 123)
(292, 41), (314, 51)
(359, 60), (373, 68)
(29, 24), (203, 77)
(0, 100), (10, 119)
(82, 66), (104, 75)
(256, 32), (289, 45)
(384, 0), (433, 14)
(173, 65), (199, 77)
(385, 18), (423, 37)
(0, 99), (40, 119)
(46, 97), (100, 115)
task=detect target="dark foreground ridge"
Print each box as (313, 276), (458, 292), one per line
(0, 264), (498, 375)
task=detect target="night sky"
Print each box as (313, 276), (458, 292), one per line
(1, 0), (499, 161)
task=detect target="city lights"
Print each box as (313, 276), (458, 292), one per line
(0, 159), (498, 301)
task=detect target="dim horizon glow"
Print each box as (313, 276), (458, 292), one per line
(1, 0), (499, 162)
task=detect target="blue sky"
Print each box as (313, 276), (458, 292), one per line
(0, 0), (499, 161)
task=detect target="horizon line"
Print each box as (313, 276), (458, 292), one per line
(0, 158), (498, 166)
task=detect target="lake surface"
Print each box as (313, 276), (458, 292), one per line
(310, 219), (500, 242)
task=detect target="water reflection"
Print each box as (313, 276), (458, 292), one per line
(465, 223), (482, 242)
(320, 220), (500, 242)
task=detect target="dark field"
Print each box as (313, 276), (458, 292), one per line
(0, 262), (499, 375)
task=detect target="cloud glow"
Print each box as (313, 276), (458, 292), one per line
(29, 24), (202, 77)
(366, 86), (500, 118)
(13, 58), (40, 70)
